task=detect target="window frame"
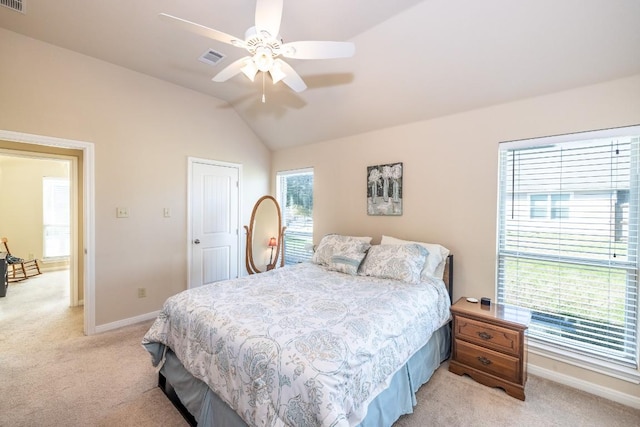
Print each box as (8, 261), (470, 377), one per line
(42, 176), (71, 260)
(276, 168), (314, 265)
(496, 125), (640, 383)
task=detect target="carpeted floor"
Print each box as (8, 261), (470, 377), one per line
(1, 271), (639, 426)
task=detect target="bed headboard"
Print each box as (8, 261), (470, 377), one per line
(443, 255), (454, 303)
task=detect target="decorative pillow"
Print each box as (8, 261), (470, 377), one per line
(358, 244), (428, 284)
(381, 235), (450, 280)
(311, 234), (371, 266)
(327, 248), (368, 275)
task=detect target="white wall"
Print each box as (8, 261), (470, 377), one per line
(272, 74), (640, 402)
(0, 28), (271, 325)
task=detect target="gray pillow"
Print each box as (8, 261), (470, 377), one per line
(311, 234), (370, 266)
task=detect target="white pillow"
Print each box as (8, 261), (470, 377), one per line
(312, 234), (371, 266)
(380, 235), (450, 280)
(358, 244), (428, 284)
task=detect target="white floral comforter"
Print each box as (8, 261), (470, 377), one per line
(142, 262), (451, 427)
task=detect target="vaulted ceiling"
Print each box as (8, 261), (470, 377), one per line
(1, 0), (639, 150)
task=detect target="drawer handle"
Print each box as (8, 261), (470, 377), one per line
(477, 356), (492, 366)
(478, 331), (493, 340)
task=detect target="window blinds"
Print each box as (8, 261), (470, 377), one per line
(43, 177), (71, 258)
(277, 169), (314, 265)
(497, 129), (640, 367)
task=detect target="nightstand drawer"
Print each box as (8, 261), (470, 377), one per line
(455, 339), (521, 383)
(455, 316), (520, 356)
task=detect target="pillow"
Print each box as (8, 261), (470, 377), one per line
(327, 248), (368, 275)
(311, 234), (371, 266)
(380, 235), (450, 280)
(358, 244), (428, 284)
(349, 236), (373, 244)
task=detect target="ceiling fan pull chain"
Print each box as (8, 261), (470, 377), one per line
(262, 72), (266, 103)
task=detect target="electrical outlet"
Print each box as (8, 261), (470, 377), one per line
(116, 207), (129, 218)
(137, 287), (146, 298)
(163, 208), (171, 218)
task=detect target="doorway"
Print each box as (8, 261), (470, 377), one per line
(0, 153), (75, 305)
(0, 129), (95, 335)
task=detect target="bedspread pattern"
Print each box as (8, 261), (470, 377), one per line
(143, 263), (450, 427)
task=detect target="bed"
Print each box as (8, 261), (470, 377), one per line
(143, 234), (454, 426)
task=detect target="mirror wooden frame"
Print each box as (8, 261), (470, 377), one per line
(244, 195), (287, 274)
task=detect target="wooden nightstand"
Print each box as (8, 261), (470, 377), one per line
(449, 297), (531, 400)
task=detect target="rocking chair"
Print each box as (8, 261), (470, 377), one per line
(1, 237), (42, 282)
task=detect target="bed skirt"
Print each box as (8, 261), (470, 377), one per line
(151, 323), (451, 427)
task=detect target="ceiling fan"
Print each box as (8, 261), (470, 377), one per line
(159, 0), (355, 95)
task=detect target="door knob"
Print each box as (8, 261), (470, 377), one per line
(194, 239), (201, 244)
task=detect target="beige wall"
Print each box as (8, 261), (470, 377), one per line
(273, 74), (640, 400)
(0, 155), (70, 270)
(0, 28), (271, 325)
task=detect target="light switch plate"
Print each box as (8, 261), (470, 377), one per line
(116, 207), (129, 218)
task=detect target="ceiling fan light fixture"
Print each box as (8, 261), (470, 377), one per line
(241, 59), (258, 81)
(269, 61), (286, 83)
(253, 47), (274, 72)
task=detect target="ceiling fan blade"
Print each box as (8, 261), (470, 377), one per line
(159, 13), (242, 47)
(275, 59), (307, 92)
(212, 57), (251, 82)
(255, 0), (283, 39)
(281, 41), (356, 59)
(281, 41), (355, 59)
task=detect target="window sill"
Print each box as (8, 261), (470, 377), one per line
(528, 337), (640, 384)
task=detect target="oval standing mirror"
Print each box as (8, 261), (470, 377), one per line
(244, 196), (286, 274)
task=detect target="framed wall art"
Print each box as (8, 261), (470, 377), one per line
(367, 162), (402, 216)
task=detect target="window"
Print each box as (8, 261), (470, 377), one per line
(550, 193), (570, 219)
(529, 193), (571, 219)
(43, 177), (70, 259)
(277, 168), (313, 265)
(529, 194), (549, 218)
(497, 126), (640, 377)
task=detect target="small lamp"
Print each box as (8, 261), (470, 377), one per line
(268, 237), (277, 265)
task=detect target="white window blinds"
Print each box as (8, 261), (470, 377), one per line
(43, 177), (70, 258)
(277, 168), (314, 265)
(497, 126), (640, 369)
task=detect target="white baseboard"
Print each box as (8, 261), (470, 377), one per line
(528, 364), (640, 409)
(94, 310), (159, 334)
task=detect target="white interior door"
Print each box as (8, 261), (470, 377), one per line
(189, 160), (240, 288)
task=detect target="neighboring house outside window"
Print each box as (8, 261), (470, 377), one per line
(529, 193), (571, 219)
(497, 125), (640, 381)
(43, 177), (70, 259)
(276, 168), (313, 265)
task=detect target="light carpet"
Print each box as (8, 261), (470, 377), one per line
(0, 271), (638, 426)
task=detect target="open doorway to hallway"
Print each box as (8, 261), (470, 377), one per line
(0, 152), (80, 330)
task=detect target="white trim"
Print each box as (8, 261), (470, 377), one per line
(187, 157), (243, 287)
(94, 310), (160, 334)
(529, 339), (640, 384)
(0, 129), (96, 335)
(528, 363), (640, 409)
(500, 124), (640, 150)
(276, 166), (314, 177)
